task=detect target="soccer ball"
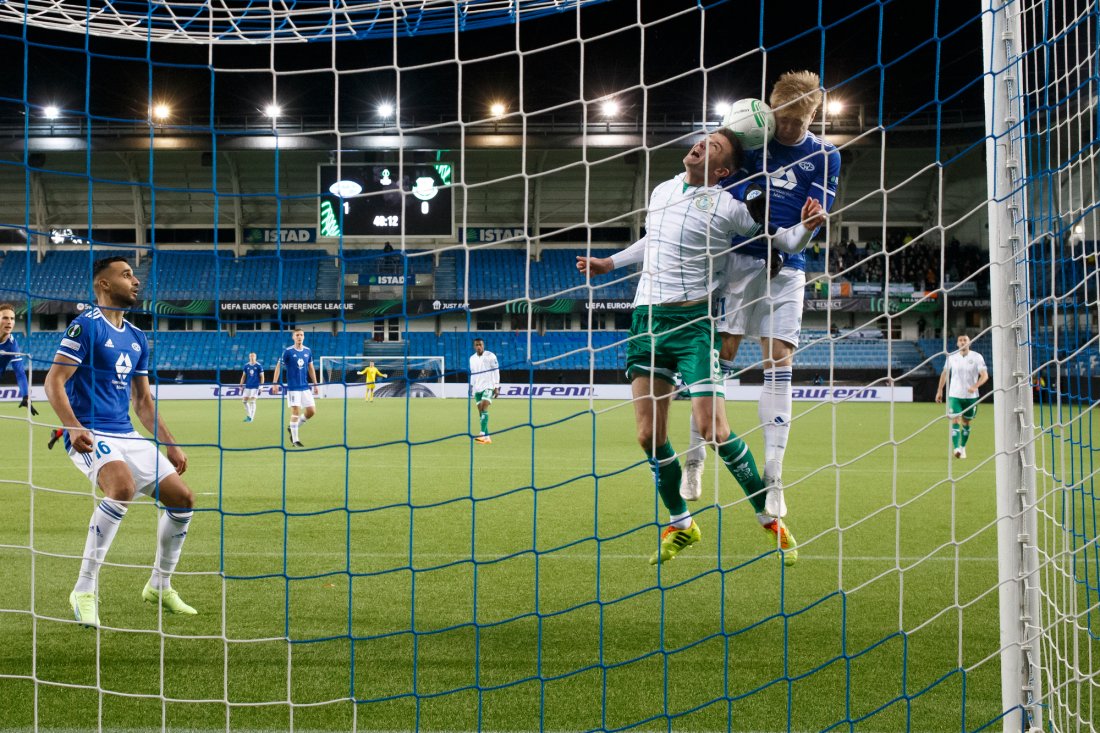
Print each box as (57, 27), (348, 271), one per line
(722, 98), (775, 151)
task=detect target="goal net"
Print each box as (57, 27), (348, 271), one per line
(1, 1), (1097, 733)
(318, 355), (445, 399)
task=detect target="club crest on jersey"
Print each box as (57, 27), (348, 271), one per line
(798, 161), (815, 171)
(694, 194), (714, 211)
(745, 188), (764, 202)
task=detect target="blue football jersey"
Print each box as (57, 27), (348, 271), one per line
(723, 130), (841, 271)
(55, 308), (149, 433)
(243, 363), (263, 389)
(280, 346), (313, 391)
(0, 334), (29, 397)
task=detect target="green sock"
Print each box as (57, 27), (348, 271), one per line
(960, 425), (971, 447)
(480, 411), (489, 434)
(646, 441), (685, 516)
(717, 437), (766, 514)
(951, 425), (960, 449)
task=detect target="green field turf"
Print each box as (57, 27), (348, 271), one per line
(0, 396), (1015, 732)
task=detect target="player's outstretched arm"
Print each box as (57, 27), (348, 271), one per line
(576, 255), (614, 276)
(44, 357), (92, 453)
(576, 235), (647, 276)
(132, 375), (186, 474)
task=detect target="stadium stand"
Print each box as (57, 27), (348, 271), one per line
(19, 328), (927, 376)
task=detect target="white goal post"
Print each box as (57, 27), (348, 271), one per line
(317, 355), (446, 399)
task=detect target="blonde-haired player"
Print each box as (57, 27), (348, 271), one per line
(681, 70), (841, 523)
(357, 361), (387, 402)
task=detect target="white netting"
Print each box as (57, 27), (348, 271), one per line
(0, 1), (1097, 732)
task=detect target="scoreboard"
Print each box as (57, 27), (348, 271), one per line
(318, 162), (453, 238)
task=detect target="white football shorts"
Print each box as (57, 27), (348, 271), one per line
(67, 430), (177, 495)
(715, 252), (806, 347)
(242, 388), (259, 399)
(285, 388), (316, 409)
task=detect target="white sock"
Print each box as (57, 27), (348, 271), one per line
(669, 510), (693, 530)
(685, 413), (706, 464)
(289, 417), (300, 442)
(150, 510), (192, 590)
(248, 402), (256, 418)
(759, 367), (793, 481)
(74, 499), (128, 594)
(298, 415), (309, 427)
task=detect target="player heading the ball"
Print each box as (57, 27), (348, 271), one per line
(577, 130), (824, 566)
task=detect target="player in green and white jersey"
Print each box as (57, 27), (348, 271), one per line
(935, 334), (988, 459)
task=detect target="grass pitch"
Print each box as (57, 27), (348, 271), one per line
(1, 395), (1009, 732)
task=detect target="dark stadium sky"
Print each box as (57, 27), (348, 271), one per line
(0, 0), (985, 128)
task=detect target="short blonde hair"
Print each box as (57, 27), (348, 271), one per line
(770, 70), (823, 120)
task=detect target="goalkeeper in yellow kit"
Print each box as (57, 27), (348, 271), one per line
(357, 362), (387, 401)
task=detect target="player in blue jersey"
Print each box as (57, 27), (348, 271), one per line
(239, 353), (264, 422)
(44, 257), (197, 627)
(0, 303), (37, 416)
(683, 70), (841, 524)
(271, 328), (318, 448)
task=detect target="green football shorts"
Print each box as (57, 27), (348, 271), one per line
(625, 304), (723, 397)
(473, 389), (495, 404)
(947, 396), (979, 420)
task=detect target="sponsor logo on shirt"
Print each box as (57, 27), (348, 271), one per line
(114, 353), (133, 387)
(769, 169), (798, 191)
